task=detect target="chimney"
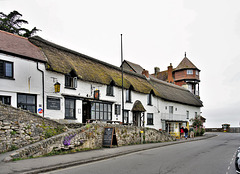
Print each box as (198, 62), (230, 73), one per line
(167, 63), (174, 83)
(154, 67), (160, 76)
(142, 69), (149, 78)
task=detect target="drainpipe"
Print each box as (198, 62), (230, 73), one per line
(37, 62), (45, 117)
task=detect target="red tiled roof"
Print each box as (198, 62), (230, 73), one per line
(174, 57), (199, 71)
(0, 30), (46, 62)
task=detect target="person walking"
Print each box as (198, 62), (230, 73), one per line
(184, 127), (189, 139)
(189, 127), (194, 139)
(180, 126), (184, 139)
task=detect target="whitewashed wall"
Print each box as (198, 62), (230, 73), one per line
(0, 53), (45, 116)
(43, 70), (201, 130)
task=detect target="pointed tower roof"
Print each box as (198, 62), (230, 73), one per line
(174, 52), (200, 72)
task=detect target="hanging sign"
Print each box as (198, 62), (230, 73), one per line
(94, 90), (100, 100)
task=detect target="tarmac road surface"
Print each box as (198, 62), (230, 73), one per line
(43, 133), (240, 174)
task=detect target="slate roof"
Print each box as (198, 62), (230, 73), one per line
(123, 60), (144, 74)
(174, 57), (199, 72)
(0, 30), (46, 62)
(29, 36), (203, 107)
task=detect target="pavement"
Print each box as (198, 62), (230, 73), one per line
(0, 133), (217, 174)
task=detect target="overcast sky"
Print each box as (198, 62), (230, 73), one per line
(1, 0), (240, 128)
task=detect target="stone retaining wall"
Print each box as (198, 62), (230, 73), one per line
(0, 103), (175, 161)
(5, 123), (175, 161)
(0, 103), (64, 153)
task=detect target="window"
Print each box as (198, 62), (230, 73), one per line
(106, 84), (114, 96)
(91, 102), (112, 120)
(124, 110), (129, 123)
(195, 112), (198, 117)
(196, 70), (199, 75)
(147, 93), (152, 105)
(115, 104), (121, 115)
(17, 94), (36, 113)
(147, 113), (153, 125)
(0, 60), (13, 78)
(126, 89), (131, 102)
(65, 75), (77, 89)
(188, 84), (193, 93)
(187, 69), (193, 75)
(186, 111), (189, 119)
(65, 98), (75, 119)
(0, 95), (11, 105)
(169, 106), (173, 114)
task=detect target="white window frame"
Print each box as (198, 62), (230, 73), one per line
(187, 69), (193, 75)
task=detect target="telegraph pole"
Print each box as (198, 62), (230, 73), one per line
(121, 34), (124, 124)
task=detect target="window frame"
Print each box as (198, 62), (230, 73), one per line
(106, 84), (114, 96)
(0, 95), (11, 105)
(126, 89), (131, 103)
(65, 98), (76, 119)
(147, 93), (152, 105)
(0, 60), (14, 79)
(65, 75), (77, 89)
(169, 106), (173, 114)
(196, 70), (199, 75)
(123, 110), (129, 124)
(91, 102), (112, 121)
(147, 113), (154, 125)
(186, 110), (189, 119)
(17, 93), (37, 113)
(115, 104), (121, 115)
(187, 69), (193, 75)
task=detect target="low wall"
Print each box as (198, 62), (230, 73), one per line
(5, 123), (175, 161)
(0, 103), (65, 153)
(205, 127), (240, 133)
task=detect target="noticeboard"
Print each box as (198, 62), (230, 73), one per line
(47, 98), (60, 110)
(103, 127), (117, 147)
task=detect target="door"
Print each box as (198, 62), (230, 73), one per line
(82, 100), (91, 123)
(133, 112), (141, 127)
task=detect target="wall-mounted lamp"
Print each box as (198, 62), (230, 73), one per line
(54, 82), (61, 93)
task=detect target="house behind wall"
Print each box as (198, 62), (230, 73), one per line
(0, 30), (203, 134)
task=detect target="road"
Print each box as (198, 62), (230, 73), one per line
(43, 133), (240, 174)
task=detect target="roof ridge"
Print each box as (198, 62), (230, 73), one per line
(150, 75), (188, 91)
(29, 36), (147, 80)
(0, 30), (28, 40)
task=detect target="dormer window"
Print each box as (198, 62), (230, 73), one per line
(147, 93), (152, 105)
(106, 81), (114, 96)
(126, 89), (131, 103)
(65, 70), (77, 89)
(187, 70), (193, 75)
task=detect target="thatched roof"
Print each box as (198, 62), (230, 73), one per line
(149, 77), (203, 106)
(132, 100), (146, 112)
(29, 36), (202, 107)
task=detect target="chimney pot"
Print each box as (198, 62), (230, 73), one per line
(154, 67), (160, 75)
(142, 69), (149, 78)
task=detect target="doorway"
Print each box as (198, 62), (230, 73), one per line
(133, 112), (141, 127)
(82, 100), (91, 123)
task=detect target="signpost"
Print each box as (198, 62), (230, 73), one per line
(103, 127), (118, 147)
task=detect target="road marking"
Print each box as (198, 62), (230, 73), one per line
(228, 166), (230, 170)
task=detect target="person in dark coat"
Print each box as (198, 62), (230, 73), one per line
(184, 127), (189, 139)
